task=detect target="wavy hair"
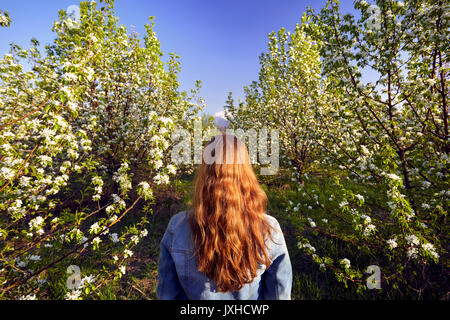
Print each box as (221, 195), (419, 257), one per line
(189, 133), (274, 292)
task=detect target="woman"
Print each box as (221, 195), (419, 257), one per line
(157, 133), (292, 299)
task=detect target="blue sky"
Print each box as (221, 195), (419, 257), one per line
(0, 0), (359, 116)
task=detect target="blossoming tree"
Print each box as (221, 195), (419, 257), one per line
(228, 0), (448, 297)
(296, 0), (448, 294)
(0, 0), (203, 300)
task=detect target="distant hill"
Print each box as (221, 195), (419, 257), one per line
(213, 111), (229, 129)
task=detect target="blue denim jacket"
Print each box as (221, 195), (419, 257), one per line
(157, 211), (292, 300)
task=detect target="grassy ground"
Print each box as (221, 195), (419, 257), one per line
(85, 172), (362, 300)
(62, 170), (444, 300)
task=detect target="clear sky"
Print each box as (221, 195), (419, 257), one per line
(0, 0), (359, 116)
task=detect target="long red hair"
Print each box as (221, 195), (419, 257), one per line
(189, 133), (273, 292)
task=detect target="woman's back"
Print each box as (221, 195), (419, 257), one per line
(157, 210), (292, 300)
(157, 134), (292, 299)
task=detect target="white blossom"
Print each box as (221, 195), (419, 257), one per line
(307, 217), (316, 228)
(387, 238), (398, 249)
(119, 265), (126, 275)
(355, 194), (364, 203)
(407, 247), (418, 259)
(297, 242), (316, 252)
(124, 249), (133, 258)
(65, 289), (82, 300)
(339, 258), (351, 268)
(405, 234), (420, 246)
